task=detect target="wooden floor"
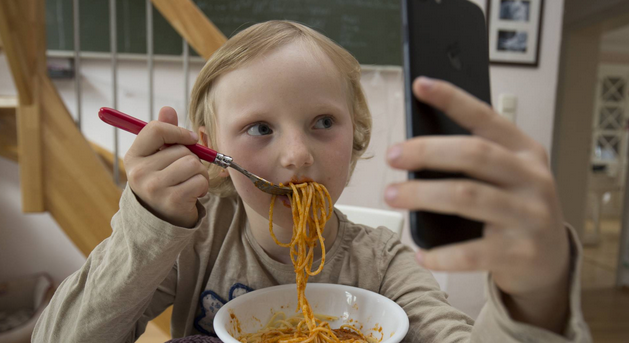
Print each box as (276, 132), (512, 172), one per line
(136, 219), (629, 343)
(581, 219), (629, 343)
(137, 322), (169, 343)
(582, 287), (629, 342)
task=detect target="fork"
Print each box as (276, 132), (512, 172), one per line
(98, 107), (292, 196)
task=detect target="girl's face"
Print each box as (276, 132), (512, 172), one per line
(209, 41), (354, 229)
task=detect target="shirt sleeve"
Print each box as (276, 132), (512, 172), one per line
(32, 185), (206, 343)
(378, 233), (474, 343)
(378, 225), (592, 343)
(471, 224), (592, 342)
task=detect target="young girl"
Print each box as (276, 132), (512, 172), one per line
(33, 21), (590, 342)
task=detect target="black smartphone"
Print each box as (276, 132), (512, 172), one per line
(401, 0), (492, 249)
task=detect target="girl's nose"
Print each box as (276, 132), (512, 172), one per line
(279, 134), (314, 170)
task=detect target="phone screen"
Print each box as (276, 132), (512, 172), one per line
(401, 0), (491, 249)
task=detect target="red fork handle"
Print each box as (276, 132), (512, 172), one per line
(98, 107), (218, 163)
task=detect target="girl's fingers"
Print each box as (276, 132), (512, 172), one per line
(387, 136), (531, 187)
(418, 236), (502, 272)
(128, 120), (199, 158)
(167, 173), (210, 205)
(157, 106), (179, 126)
(412, 77), (535, 153)
(159, 154), (209, 187)
(385, 179), (533, 226)
(143, 144), (198, 172)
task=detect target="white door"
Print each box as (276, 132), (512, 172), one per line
(595, 65), (629, 287)
(587, 65), (629, 242)
(591, 65), (629, 181)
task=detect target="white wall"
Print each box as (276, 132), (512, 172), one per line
(0, 0), (566, 319)
(0, 157), (85, 285)
(474, 0), (566, 154)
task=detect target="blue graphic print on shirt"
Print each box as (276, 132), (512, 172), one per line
(194, 283), (255, 336)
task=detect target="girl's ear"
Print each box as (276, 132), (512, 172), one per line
(198, 126), (210, 147)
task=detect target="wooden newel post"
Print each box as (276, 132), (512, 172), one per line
(0, 0), (45, 212)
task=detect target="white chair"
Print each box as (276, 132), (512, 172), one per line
(337, 204), (485, 319)
(334, 204), (404, 237)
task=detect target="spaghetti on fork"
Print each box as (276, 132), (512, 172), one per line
(237, 182), (372, 343)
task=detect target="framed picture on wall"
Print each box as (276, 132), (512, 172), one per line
(486, 0), (544, 66)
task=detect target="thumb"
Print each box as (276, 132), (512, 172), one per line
(158, 106), (179, 126)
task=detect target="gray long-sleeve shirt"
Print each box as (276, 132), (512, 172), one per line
(33, 186), (591, 342)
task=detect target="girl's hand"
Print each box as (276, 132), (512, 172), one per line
(124, 106), (209, 228)
(385, 77), (570, 332)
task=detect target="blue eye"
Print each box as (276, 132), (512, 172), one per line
(247, 123), (273, 136)
(314, 116), (334, 129)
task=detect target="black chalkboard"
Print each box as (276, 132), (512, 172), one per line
(45, 0), (402, 66)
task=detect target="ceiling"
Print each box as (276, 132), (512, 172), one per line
(601, 25), (629, 53)
(562, 0), (629, 53)
(563, 0), (629, 26)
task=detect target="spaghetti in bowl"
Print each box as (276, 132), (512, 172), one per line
(213, 283), (409, 343)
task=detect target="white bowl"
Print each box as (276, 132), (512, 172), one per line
(214, 283), (409, 343)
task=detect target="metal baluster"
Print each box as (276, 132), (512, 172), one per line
(110, 0), (120, 184)
(73, 0), (81, 130)
(147, 0), (154, 122)
(183, 39), (189, 127)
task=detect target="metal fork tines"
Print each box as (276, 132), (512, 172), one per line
(214, 153), (292, 196)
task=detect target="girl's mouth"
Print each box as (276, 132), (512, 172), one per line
(276, 177), (316, 208)
(278, 194), (291, 208)
(277, 176), (314, 208)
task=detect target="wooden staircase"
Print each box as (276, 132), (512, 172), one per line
(0, 0), (226, 337)
(0, 96), (18, 162)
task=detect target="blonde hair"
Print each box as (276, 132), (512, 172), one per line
(189, 20), (371, 197)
